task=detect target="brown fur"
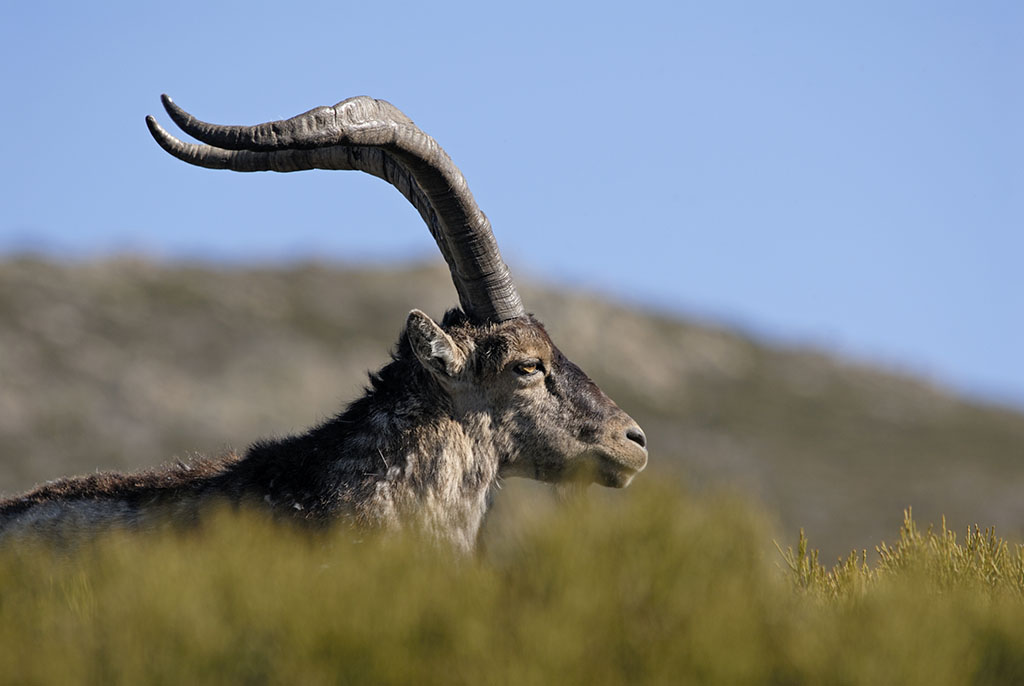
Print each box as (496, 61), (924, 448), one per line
(0, 456), (238, 519)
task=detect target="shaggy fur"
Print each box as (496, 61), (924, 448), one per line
(0, 310), (647, 551)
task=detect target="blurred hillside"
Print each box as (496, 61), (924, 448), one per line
(1, 257), (1022, 559)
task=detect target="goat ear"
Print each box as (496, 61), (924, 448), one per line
(406, 309), (466, 378)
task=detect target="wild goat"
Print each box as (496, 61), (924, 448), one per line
(0, 95), (648, 551)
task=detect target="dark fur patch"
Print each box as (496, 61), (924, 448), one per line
(0, 455), (239, 518)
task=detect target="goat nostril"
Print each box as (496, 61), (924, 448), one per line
(626, 427), (647, 449)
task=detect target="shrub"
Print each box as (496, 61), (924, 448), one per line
(2, 485), (1024, 684)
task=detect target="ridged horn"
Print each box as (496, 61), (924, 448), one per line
(146, 95), (525, 323)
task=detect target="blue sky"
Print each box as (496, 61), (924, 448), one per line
(2, 2), (1021, 408)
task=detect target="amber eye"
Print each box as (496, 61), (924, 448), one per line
(514, 361), (541, 376)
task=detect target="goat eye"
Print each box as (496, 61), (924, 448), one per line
(514, 361), (541, 376)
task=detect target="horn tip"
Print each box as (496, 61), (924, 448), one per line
(145, 115), (177, 153)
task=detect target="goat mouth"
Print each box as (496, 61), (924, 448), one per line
(598, 469), (639, 489)
(511, 447), (647, 487)
(582, 447), (647, 489)
(595, 461), (643, 489)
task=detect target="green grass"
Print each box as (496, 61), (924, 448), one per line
(3, 485), (1024, 685)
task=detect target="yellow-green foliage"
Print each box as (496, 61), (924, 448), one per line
(2, 487), (1024, 685)
(782, 508), (1024, 601)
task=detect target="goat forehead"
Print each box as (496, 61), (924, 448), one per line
(468, 319), (554, 365)
(511, 319), (558, 352)
(511, 331), (554, 360)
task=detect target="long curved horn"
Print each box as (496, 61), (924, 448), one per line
(146, 95), (525, 323)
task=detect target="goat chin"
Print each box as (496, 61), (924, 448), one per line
(553, 450), (647, 490)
